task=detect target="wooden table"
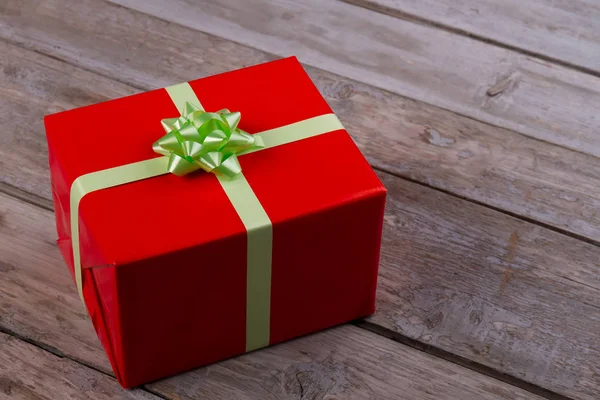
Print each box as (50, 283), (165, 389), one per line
(1, 1), (599, 399)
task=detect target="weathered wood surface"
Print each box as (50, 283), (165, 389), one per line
(106, 0), (600, 159)
(373, 173), (600, 400)
(3, 158), (600, 400)
(0, 193), (544, 400)
(2, 0), (600, 244)
(0, 191), (112, 373)
(0, 41), (138, 203)
(0, 331), (159, 400)
(2, 0), (600, 398)
(0, 41), (140, 200)
(344, 0), (600, 75)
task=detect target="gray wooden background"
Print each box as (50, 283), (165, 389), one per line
(1, 1), (599, 399)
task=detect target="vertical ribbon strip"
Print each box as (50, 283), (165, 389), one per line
(216, 174), (272, 351)
(70, 82), (344, 353)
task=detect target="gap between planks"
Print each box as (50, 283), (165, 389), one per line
(354, 321), (571, 400)
(0, 326), (169, 400)
(23, 42), (148, 93)
(372, 166), (600, 249)
(0, 161), (571, 400)
(339, 0), (600, 79)
(0, 182), (54, 212)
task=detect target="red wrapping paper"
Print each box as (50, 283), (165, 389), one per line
(44, 57), (386, 387)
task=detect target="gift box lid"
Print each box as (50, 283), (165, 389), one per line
(45, 56), (385, 271)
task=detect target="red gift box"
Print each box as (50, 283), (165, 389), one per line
(44, 57), (386, 388)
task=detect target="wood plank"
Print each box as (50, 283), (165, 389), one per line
(0, 40), (138, 202)
(0, 331), (159, 400)
(2, 166), (599, 399)
(104, 0), (600, 158)
(0, 193), (543, 400)
(373, 172), (600, 400)
(2, 1), (600, 243)
(345, 0), (600, 76)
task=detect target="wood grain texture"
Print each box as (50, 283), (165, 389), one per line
(2, 0), (600, 244)
(373, 172), (600, 400)
(344, 0), (600, 75)
(0, 190), (113, 373)
(0, 40), (139, 202)
(0, 192), (543, 400)
(0, 332), (159, 400)
(105, 0), (600, 158)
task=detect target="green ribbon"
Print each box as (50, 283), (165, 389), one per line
(70, 82), (344, 353)
(153, 102), (264, 177)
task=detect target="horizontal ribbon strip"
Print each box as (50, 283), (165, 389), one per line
(70, 82), (344, 352)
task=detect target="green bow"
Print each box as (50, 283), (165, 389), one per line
(153, 102), (263, 177)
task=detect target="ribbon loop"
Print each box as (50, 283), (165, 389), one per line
(153, 102), (262, 177)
